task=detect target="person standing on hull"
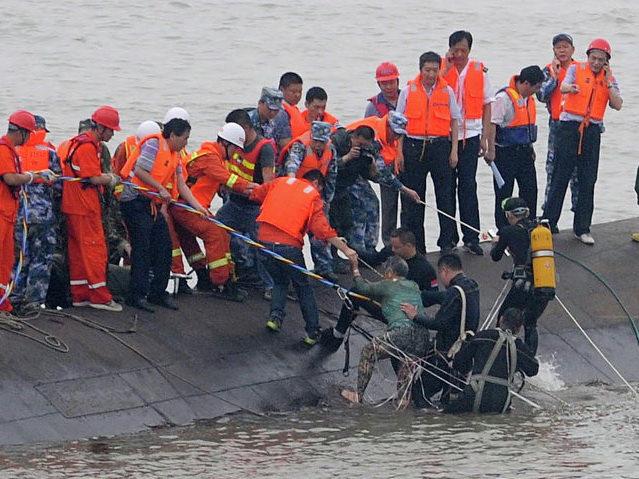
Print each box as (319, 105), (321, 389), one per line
(215, 109), (275, 294)
(274, 72), (304, 150)
(58, 106), (123, 312)
(537, 34), (578, 225)
(485, 66), (544, 230)
(249, 169), (358, 346)
(445, 308), (539, 414)
(543, 38), (623, 245)
(119, 108), (210, 312)
(248, 87), (289, 152)
(10, 115), (61, 314)
(401, 253), (479, 408)
(442, 30), (493, 256)
(292, 87), (341, 138)
(0, 111), (51, 313)
(397, 51), (460, 255)
(490, 197), (548, 356)
(340, 256), (431, 406)
(365, 62), (402, 246)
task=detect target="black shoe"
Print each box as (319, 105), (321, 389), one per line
(319, 327), (343, 352)
(212, 281), (248, 303)
(127, 298), (156, 313)
(195, 268), (215, 291)
(440, 246), (453, 256)
(148, 294), (179, 310)
(178, 278), (194, 295)
(463, 242), (484, 256)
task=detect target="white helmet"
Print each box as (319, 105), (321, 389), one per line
(135, 120), (162, 140)
(218, 122), (245, 148)
(163, 107), (190, 124)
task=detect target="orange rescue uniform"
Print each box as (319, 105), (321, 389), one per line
(0, 136), (21, 311)
(59, 132), (112, 305)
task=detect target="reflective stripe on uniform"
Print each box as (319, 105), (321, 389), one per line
(88, 281), (107, 289)
(70, 279), (89, 285)
(207, 257), (229, 270)
(228, 163), (254, 181)
(187, 252), (206, 264)
(225, 174), (239, 188)
(172, 248), (182, 258)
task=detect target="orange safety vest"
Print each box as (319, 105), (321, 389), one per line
(112, 135), (137, 177)
(228, 137), (275, 182)
(293, 110), (340, 138)
(346, 115), (397, 166)
(257, 177), (320, 239)
(186, 141), (240, 207)
(279, 133), (333, 177)
(404, 74), (452, 137)
(442, 60), (485, 119)
(562, 62), (610, 121)
(58, 133), (100, 179)
(119, 133), (180, 202)
(283, 102), (306, 139)
(495, 76), (538, 146)
(545, 61), (577, 120)
(17, 130), (51, 183)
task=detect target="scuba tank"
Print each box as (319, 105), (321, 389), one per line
(530, 219), (556, 300)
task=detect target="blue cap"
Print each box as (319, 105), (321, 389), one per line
(552, 33), (573, 46)
(260, 87), (284, 110)
(310, 121), (332, 142)
(34, 115), (50, 132)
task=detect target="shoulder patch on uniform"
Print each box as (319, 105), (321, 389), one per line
(303, 186), (314, 194)
(286, 177), (296, 184)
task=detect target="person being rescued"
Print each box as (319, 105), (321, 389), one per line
(340, 256), (431, 407)
(444, 307), (539, 414)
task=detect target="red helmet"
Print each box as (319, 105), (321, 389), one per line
(91, 105), (121, 131)
(8, 110), (36, 132)
(587, 38), (612, 59)
(375, 62), (399, 81)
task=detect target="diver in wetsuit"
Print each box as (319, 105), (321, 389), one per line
(491, 197), (549, 356)
(444, 308), (539, 414)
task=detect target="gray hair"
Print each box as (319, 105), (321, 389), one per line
(383, 255), (409, 278)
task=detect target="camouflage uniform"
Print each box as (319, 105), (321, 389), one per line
(10, 148), (62, 309)
(98, 143), (129, 264)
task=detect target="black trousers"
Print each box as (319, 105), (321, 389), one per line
(452, 136), (481, 245)
(543, 121), (601, 236)
(120, 197), (171, 301)
(498, 283), (548, 356)
(493, 144), (538, 230)
(400, 137), (455, 253)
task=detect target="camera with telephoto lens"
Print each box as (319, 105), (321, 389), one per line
(358, 144), (377, 163)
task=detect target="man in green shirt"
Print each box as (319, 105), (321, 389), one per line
(341, 256), (430, 405)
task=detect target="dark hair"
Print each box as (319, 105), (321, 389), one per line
(438, 253), (462, 271)
(449, 30), (473, 49)
(390, 227), (416, 247)
(501, 308), (524, 332)
(302, 168), (326, 190)
(306, 86), (328, 103)
(163, 118), (191, 138)
(383, 255), (409, 278)
(225, 109), (252, 129)
(279, 72), (303, 88)
(352, 125), (375, 141)
(518, 65), (544, 86)
(419, 51), (442, 70)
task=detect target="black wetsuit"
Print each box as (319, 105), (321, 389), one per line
(491, 218), (549, 356)
(444, 328), (539, 414)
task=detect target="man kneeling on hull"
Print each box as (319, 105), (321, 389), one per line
(444, 308), (539, 414)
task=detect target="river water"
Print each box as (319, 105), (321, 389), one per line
(1, 0), (638, 476)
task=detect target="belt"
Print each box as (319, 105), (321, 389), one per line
(409, 136), (449, 144)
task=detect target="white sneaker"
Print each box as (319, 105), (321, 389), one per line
(89, 300), (123, 312)
(72, 300), (90, 307)
(574, 233), (595, 245)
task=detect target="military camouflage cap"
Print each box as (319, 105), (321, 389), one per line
(387, 111), (408, 135)
(310, 121), (332, 142)
(260, 87), (284, 110)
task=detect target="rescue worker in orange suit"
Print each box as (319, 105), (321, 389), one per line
(543, 38), (623, 245)
(537, 33), (578, 223)
(10, 115), (62, 314)
(249, 169), (358, 345)
(442, 30), (493, 256)
(58, 106), (123, 312)
(119, 108), (209, 312)
(0, 111), (52, 313)
(396, 51), (461, 255)
(274, 71), (304, 150)
(282, 121), (339, 281)
(216, 109), (275, 293)
(364, 62), (403, 245)
(484, 66), (545, 230)
(175, 122), (257, 302)
(291, 87), (341, 138)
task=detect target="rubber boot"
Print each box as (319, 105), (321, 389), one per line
(195, 268), (214, 292)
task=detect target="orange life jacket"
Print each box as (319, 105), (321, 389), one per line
(58, 133), (100, 179)
(279, 133), (333, 177)
(112, 135), (137, 177)
(442, 60), (485, 119)
(545, 61), (577, 120)
(562, 62), (611, 121)
(228, 137), (275, 182)
(283, 102), (306, 139)
(346, 115), (397, 165)
(495, 76), (538, 146)
(119, 133), (180, 202)
(17, 130), (51, 183)
(293, 110), (340, 138)
(404, 74), (452, 137)
(257, 177), (320, 239)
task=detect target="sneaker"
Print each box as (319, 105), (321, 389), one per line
(303, 328), (322, 346)
(262, 289), (272, 301)
(72, 300), (90, 307)
(574, 233), (595, 245)
(632, 233), (639, 243)
(89, 300), (123, 312)
(463, 242), (484, 256)
(266, 317), (283, 332)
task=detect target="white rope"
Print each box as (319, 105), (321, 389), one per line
(556, 295), (637, 396)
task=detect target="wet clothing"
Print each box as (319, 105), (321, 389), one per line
(491, 218), (548, 355)
(445, 328), (539, 414)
